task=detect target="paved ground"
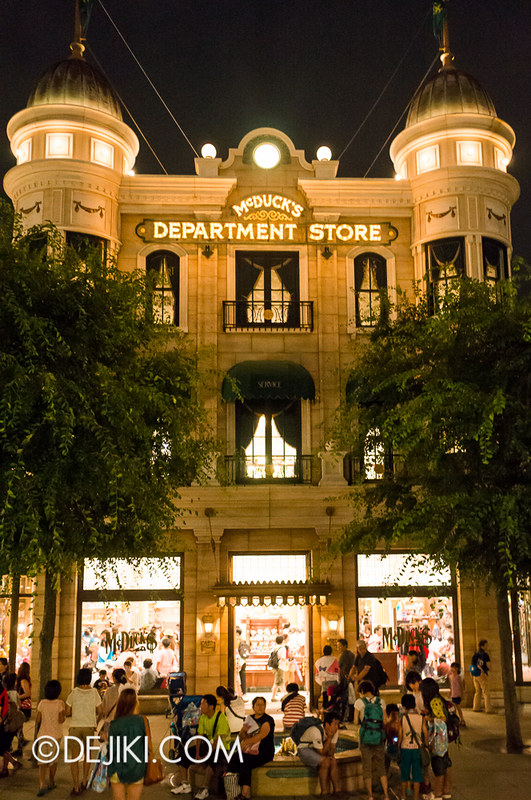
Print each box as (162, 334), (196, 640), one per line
(1, 706), (530, 799)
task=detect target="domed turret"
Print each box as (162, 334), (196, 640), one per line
(4, 23), (138, 249)
(406, 66), (496, 127)
(27, 56), (122, 120)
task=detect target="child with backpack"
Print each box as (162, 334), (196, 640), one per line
(354, 680), (389, 800)
(420, 678), (452, 800)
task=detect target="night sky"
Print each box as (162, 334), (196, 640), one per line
(1, 0), (529, 258)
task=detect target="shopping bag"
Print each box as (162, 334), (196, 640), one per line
(87, 743), (109, 793)
(223, 772), (240, 800)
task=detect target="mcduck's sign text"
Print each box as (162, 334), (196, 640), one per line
(136, 194), (397, 244)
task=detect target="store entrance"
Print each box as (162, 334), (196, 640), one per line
(234, 603), (308, 697)
(230, 553), (310, 702)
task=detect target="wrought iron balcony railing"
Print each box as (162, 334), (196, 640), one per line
(223, 454), (316, 484)
(223, 301), (314, 331)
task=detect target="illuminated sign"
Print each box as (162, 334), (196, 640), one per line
(136, 219), (398, 244)
(232, 193), (304, 219)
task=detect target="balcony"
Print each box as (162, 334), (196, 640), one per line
(222, 301), (314, 332)
(222, 455), (317, 485)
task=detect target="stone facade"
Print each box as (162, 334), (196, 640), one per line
(3, 48), (525, 705)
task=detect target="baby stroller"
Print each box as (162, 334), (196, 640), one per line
(166, 674), (203, 764)
(166, 671), (187, 718)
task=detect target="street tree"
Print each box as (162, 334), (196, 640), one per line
(340, 273), (531, 752)
(0, 205), (215, 695)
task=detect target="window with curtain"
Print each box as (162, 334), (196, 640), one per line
(482, 238), (508, 285)
(354, 253), (387, 327)
(236, 399), (301, 479)
(235, 252), (299, 328)
(426, 237), (465, 311)
(146, 250), (180, 325)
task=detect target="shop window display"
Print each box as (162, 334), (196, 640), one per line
(0, 576), (34, 666)
(80, 558), (182, 688)
(512, 590), (531, 683)
(357, 555), (455, 686)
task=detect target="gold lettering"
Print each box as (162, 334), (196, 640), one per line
(236, 223), (254, 239)
(292, 204), (304, 218)
(181, 222), (195, 238)
(263, 194), (273, 208)
(272, 195), (282, 209)
(324, 224), (336, 241)
(369, 224), (381, 241)
(270, 224), (284, 240)
(154, 221), (168, 238)
(336, 224), (353, 241)
(257, 223), (269, 240)
(168, 222), (180, 238)
(355, 224), (368, 241)
(209, 223), (224, 239)
(232, 203), (244, 217)
(281, 198), (291, 212)
(309, 223), (324, 241)
(193, 222), (208, 239)
(284, 224), (296, 240)
(225, 223), (237, 238)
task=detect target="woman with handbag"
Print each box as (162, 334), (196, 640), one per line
(107, 688), (162, 799)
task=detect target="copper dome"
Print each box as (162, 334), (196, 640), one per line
(27, 57), (122, 120)
(406, 67), (496, 127)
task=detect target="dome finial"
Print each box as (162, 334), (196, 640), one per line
(433, 0), (454, 69)
(70, 0), (93, 59)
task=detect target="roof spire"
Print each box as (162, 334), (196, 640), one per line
(433, 1), (454, 69)
(70, 1), (85, 58)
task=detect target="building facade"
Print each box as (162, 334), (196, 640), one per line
(4, 33), (529, 703)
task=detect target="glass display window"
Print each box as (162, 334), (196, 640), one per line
(356, 554), (456, 687)
(511, 589), (531, 684)
(79, 557), (182, 686)
(0, 576), (35, 667)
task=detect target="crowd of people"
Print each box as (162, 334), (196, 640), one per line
(0, 636), (495, 800)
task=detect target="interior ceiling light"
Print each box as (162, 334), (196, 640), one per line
(253, 142), (281, 169)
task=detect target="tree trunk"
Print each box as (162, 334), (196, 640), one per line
(8, 575), (20, 672)
(38, 570), (57, 700)
(496, 587), (524, 752)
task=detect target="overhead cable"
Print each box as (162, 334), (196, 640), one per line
(87, 45), (169, 174)
(96, 0), (200, 158)
(363, 52), (440, 178)
(338, 8), (431, 161)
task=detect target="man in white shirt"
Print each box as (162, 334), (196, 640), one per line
(297, 712), (340, 795)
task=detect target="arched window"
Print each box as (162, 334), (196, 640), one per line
(146, 250), (180, 325)
(354, 253), (387, 327)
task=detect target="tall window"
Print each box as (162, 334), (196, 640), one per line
(236, 399), (300, 479)
(426, 237), (465, 311)
(482, 238), (508, 285)
(235, 252), (299, 327)
(354, 253), (387, 327)
(146, 251), (180, 325)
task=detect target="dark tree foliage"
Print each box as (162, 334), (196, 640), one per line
(341, 273), (531, 751)
(0, 205), (215, 692)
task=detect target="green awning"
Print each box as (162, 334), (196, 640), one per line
(222, 361), (315, 401)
